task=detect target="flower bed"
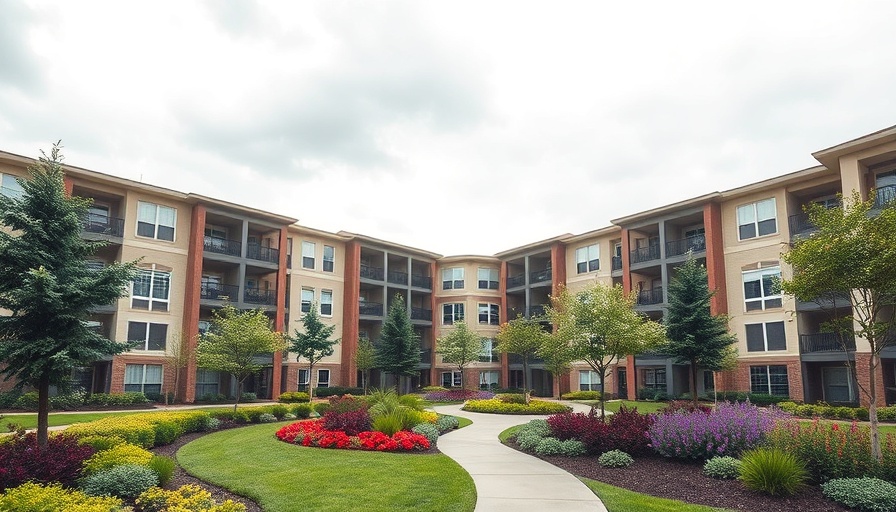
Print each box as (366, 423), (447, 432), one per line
(424, 389), (495, 402)
(462, 398), (571, 415)
(275, 420), (431, 451)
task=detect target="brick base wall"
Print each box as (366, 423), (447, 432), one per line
(110, 356), (175, 396)
(725, 356), (804, 402)
(854, 352), (887, 407)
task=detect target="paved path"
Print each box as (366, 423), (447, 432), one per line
(434, 402), (608, 512)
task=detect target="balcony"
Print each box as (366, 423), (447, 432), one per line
(788, 212), (817, 240)
(479, 352), (500, 363)
(360, 264), (384, 281)
(410, 307), (432, 321)
(411, 274), (432, 289)
(530, 268), (552, 284)
(637, 288), (664, 306)
(508, 354), (544, 365)
(611, 256), (622, 271)
(800, 332), (856, 353)
(507, 304), (548, 319)
(247, 244), (279, 264)
(795, 292), (851, 312)
(204, 236), (241, 257)
(507, 273), (525, 289)
(631, 245), (661, 264)
(874, 184), (896, 209)
(420, 349), (432, 364)
(387, 270), (408, 286)
(201, 284), (240, 301)
(244, 288), (276, 306)
(360, 302), (384, 317)
(665, 235), (706, 258)
(82, 215), (125, 238)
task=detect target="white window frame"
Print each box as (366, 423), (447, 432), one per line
(323, 245), (335, 273)
(0, 173), (25, 199)
(301, 287), (314, 314)
(742, 266), (782, 311)
(442, 267), (464, 290)
(750, 365), (789, 396)
(745, 321), (787, 352)
(317, 369), (330, 388)
(478, 303), (500, 326)
(132, 267), (171, 311)
(479, 370), (499, 390)
(736, 198), (777, 240)
(579, 370), (601, 391)
(298, 369), (310, 391)
(575, 244), (600, 274)
(124, 364), (163, 395)
(479, 338), (497, 362)
(127, 321), (168, 351)
(320, 289), (333, 317)
(136, 201), (176, 242)
(442, 303), (464, 325)
(477, 267), (499, 290)
(302, 241), (315, 270)
(441, 371), (463, 388)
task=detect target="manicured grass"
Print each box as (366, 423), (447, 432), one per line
(2, 411), (152, 430)
(178, 423), (476, 512)
(456, 416), (473, 429)
(581, 478), (732, 512)
(498, 424), (523, 443)
(575, 400), (668, 414)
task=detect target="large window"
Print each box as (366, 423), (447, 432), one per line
(320, 289), (333, 316)
(579, 370), (601, 391)
(301, 288), (314, 314)
(137, 201), (176, 241)
(302, 241), (315, 270)
(127, 322), (167, 351)
(0, 173), (24, 199)
(737, 198), (777, 240)
(132, 268), (170, 311)
(479, 338), (497, 362)
(323, 245), (335, 272)
(441, 371), (463, 388)
(124, 364), (162, 395)
(478, 303), (500, 325)
(576, 244), (600, 274)
(318, 369), (330, 388)
(643, 368), (666, 391)
(750, 365), (789, 396)
(298, 369), (309, 391)
(442, 303), (464, 325)
(478, 268), (499, 290)
(442, 268), (464, 290)
(195, 369), (219, 398)
(479, 370), (499, 390)
(743, 266), (782, 311)
(745, 321), (786, 352)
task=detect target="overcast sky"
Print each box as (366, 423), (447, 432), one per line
(2, 1), (896, 255)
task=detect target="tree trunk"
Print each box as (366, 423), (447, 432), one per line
(234, 379), (243, 412)
(37, 374), (50, 448)
(870, 352), (882, 461)
(460, 367), (465, 391)
(691, 362), (699, 407)
(523, 356), (530, 404)
(599, 367), (607, 420)
(308, 362), (315, 401)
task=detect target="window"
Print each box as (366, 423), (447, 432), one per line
(286, 238), (293, 269)
(579, 370), (601, 391)
(743, 266), (782, 311)
(750, 365), (789, 396)
(127, 322), (168, 351)
(478, 303), (500, 325)
(132, 268), (170, 311)
(441, 371), (463, 388)
(124, 364), (162, 395)
(478, 268), (499, 289)
(643, 368), (666, 391)
(745, 321), (786, 352)
(195, 369), (219, 398)
(301, 288), (314, 314)
(320, 289), (333, 316)
(442, 303), (464, 324)
(137, 201), (176, 241)
(302, 241), (315, 269)
(479, 338), (497, 362)
(442, 268), (464, 290)
(737, 198), (777, 240)
(703, 370), (715, 392)
(576, 244), (600, 274)
(0, 173), (24, 199)
(298, 369), (309, 391)
(323, 245), (335, 272)
(479, 370), (499, 390)
(318, 369), (330, 388)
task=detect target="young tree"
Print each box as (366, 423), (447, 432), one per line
(196, 304), (286, 411)
(287, 302), (338, 400)
(376, 295), (419, 393)
(496, 315), (550, 403)
(354, 336), (376, 394)
(664, 256), (737, 406)
(436, 321), (481, 390)
(164, 331), (195, 404)
(0, 143), (137, 447)
(548, 284), (666, 418)
(781, 191), (896, 460)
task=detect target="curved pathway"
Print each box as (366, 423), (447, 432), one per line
(434, 402), (608, 512)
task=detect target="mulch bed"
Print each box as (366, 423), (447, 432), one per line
(506, 439), (847, 512)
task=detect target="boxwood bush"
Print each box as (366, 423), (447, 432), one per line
(822, 477), (896, 512)
(462, 399), (570, 415)
(0, 482), (122, 511)
(278, 391), (310, 403)
(704, 456), (741, 479)
(560, 391), (601, 400)
(598, 449), (634, 468)
(313, 386), (364, 398)
(81, 464), (159, 499)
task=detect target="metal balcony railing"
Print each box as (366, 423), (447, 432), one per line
(530, 268), (552, 284)
(200, 284), (240, 301)
(874, 185), (896, 209)
(637, 288), (664, 305)
(360, 264), (384, 281)
(506, 274), (525, 288)
(247, 244), (279, 264)
(788, 212), (816, 239)
(204, 236), (241, 257)
(360, 302), (384, 316)
(410, 307), (432, 321)
(82, 215), (125, 237)
(799, 332), (856, 353)
(611, 256), (622, 271)
(244, 288), (276, 306)
(665, 235), (705, 257)
(631, 245), (661, 264)
(411, 274), (432, 289)
(387, 270), (408, 285)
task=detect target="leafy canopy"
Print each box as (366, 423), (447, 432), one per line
(436, 321), (481, 371)
(287, 303), (338, 367)
(196, 304), (286, 384)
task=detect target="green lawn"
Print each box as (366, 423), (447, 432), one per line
(1, 411), (156, 430)
(178, 423), (476, 512)
(574, 400), (669, 414)
(581, 478), (732, 512)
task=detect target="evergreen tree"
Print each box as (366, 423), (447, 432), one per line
(376, 295), (419, 392)
(436, 321), (481, 390)
(354, 336), (376, 394)
(287, 302), (338, 400)
(0, 143), (138, 447)
(664, 256), (737, 406)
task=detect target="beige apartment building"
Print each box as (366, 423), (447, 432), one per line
(1, 125), (895, 405)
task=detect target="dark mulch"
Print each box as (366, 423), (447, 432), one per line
(507, 440), (848, 512)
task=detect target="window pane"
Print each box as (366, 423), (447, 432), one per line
(456, 303), (464, 321)
(478, 304), (488, 324)
(737, 204), (755, 226)
(739, 224), (756, 240)
(318, 369), (330, 387)
(157, 225), (175, 241)
(124, 365), (143, 385)
(127, 322), (147, 346)
(765, 322), (786, 351)
(577, 262), (587, 274)
(743, 278), (761, 300)
(144, 365), (163, 384)
(750, 366), (769, 394)
(757, 218), (777, 236)
(152, 272), (170, 299)
(148, 324), (167, 351)
(137, 202), (156, 224)
(443, 304), (453, 324)
(157, 206), (176, 228)
(133, 270), (152, 297)
(745, 324), (765, 352)
(761, 273), (778, 297)
(756, 198), (776, 221)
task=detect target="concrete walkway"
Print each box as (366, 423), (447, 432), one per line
(434, 402), (608, 512)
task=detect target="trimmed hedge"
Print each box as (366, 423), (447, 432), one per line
(66, 411), (213, 448)
(462, 399), (571, 415)
(0, 482), (122, 511)
(278, 391), (310, 403)
(312, 386), (364, 398)
(561, 391), (601, 400)
(778, 401), (875, 421)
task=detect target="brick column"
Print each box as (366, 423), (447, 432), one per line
(341, 241), (361, 386)
(182, 204), (206, 403)
(855, 352), (887, 407)
(63, 176), (74, 196)
(270, 226), (289, 400)
(703, 202), (728, 315)
(430, 261), (439, 387)
(621, 228), (632, 293)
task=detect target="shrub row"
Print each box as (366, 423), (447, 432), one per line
(136, 483), (247, 512)
(462, 399), (571, 415)
(424, 389), (496, 402)
(0, 482), (123, 511)
(560, 391), (601, 401)
(547, 406), (654, 455)
(278, 391), (310, 403)
(311, 386), (364, 398)
(9, 391), (151, 411)
(776, 401), (887, 421)
(66, 411), (213, 448)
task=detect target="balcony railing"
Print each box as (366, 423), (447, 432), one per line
(637, 288), (664, 305)
(411, 274), (432, 289)
(530, 268), (552, 284)
(799, 332), (856, 353)
(631, 245), (661, 264)
(360, 302), (384, 316)
(410, 307), (432, 321)
(360, 264), (384, 281)
(788, 212), (816, 239)
(611, 256), (622, 271)
(387, 270), (408, 285)
(665, 235), (706, 257)
(420, 349), (432, 364)
(204, 236), (241, 257)
(247, 244), (279, 264)
(479, 353), (500, 363)
(874, 184), (896, 209)
(82, 215), (125, 237)
(507, 274), (525, 288)
(244, 288), (276, 306)
(200, 284), (240, 301)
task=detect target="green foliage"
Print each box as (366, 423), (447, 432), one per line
(67, 411), (211, 448)
(421, 385), (448, 392)
(313, 402), (331, 416)
(372, 412), (406, 436)
(738, 447), (808, 496)
(136, 484), (247, 512)
(287, 302), (338, 399)
(367, 388), (421, 431)
(703, 456), (742, 479)
(496, 393), (527, 404)
(496, 315), (550, 395)
(313, 386), (365, 397)
(463, 398), (571, 414)
(77, 435), (127, 452)
(0, 482), (123, 511)
(598, 449), (634, 468)
(376, 295), (420, 382)
(290, 403), (314, 419)
(534, 437), (564, 455)
(240, 392), (257, 402)
(83, 443), (154, 474)
(411, 423), (440, 446)
(436, 321), (482, 388)
(515, 419), (552, 451)
(354, 337), (377, 392)
(561, 390), (602, 400)
(278, 391), (310, 403)
(81, 464), (159, 499)
(435, 414), (459, 433)
(148, 455), (176, 486)
(822, 477), (896, 512)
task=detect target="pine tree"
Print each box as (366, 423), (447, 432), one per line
(0, 143), (138, 446)
(287, 302), (339, 400)
(664, 255), (737, 407)
(436, 321), (481, 390)
(376, 295), (419, 393)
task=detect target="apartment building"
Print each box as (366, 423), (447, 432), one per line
(1, 124), (895, 405)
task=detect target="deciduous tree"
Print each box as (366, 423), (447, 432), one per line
(287, 302), (339, 400)
(496, 315), (550, 403)
(354, 336), (376, 394)
(436, 321), (481, 390)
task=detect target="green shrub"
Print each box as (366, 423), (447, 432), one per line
(421, 386), (447, 392)
(202, 417), (221, 431)
(462, 399), (571, 415)
(496, 393), (527, 405)
(313, 403), (331, 416)
(739, 447), (808, 496)
(210, 410), (250, 423)
(560, 391), (601, 400)
(398, 394), (425, 411)
(278, 391), (310, 403)
(372, 411), (405, 436)
(152, 420), (185, 445)
(777, 401), (798, 414)
(878, 407), (896, 422)
(81, 464), (159, 498)
(77, 436), (127, 452)
(240, 392), (257, 402)
(290, 403), (314, 419)
(822, 477), (896, 512)
(412, 423), (440, 446)
(67, 411), (211, 448)
(0, 482), (122, 511)
(85, 392), (150, 407)
(534, 437), (564, 455)
(83, 443), (154, 474)
(559, 439), (587, 456)
(258, 413), (277, 423)
(435, 414), (459, 433)
(515, 419), (552, 451)
(268, 405), (288, 419)
(148, 455), (176, 486)
(598, 450), (634, 468)
(136, 483), (246, 512)
(703, 456), (742, 479)
(313, 386), (364, 398)
(0, 389), (22, 409)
